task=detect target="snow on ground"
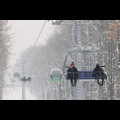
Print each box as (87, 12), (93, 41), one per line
(2, 86), (37, 100)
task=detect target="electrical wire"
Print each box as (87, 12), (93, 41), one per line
(27, 20), (47, 59)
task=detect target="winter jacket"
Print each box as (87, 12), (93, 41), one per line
(67, 67), (78, 80)
(92, 65), (105, 77)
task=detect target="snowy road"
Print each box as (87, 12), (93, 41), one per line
(2, 86), (37, 100)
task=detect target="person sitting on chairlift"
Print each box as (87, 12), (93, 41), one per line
(92, 63), (106, 86)
(27, 77), (31, 82)
(67, 62), (78, 87)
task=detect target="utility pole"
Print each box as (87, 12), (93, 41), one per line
(16, 58), (31, 100)
(21, 61), (25, 100)
(52, 20), (85, 100)
(73, 20), (85, 100)
(52, 20), (106, 100)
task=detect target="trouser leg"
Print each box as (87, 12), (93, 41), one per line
(96, 75), (101, 86)
(74, 79), (77, 86)
(96, 75), (104, 86)
(70, 79), (74, 86)
(101, 75), (104, 86)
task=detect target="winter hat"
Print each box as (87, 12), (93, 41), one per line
(96, 63), (100, 68)
(72, 65), (75, 68)
(71, 62), (75, 65)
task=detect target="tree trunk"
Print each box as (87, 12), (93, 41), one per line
(109, 43), (114, 100)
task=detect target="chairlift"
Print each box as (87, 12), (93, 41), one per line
(26, 77), (31, 83)
(63, 46), (107, 86)
(21, 76), (31, 82)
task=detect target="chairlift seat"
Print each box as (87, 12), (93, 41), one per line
(78, 71), (107, 80)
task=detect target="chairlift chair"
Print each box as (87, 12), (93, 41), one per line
(63, 46), (107, 86)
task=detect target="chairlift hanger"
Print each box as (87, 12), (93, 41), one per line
(63, 46), (107, 86)
(63, 46), (105, 74)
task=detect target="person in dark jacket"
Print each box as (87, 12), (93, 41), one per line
(92, 64), (106, 86)
(67, 62), (78, 86)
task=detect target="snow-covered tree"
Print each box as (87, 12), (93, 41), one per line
(105, 20), (120, 100)
(0, 20), (10, 99)
(21, 20), (120, 100)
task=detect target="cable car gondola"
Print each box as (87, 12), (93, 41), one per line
(14, 72), (21, 79)
(51, 69), (62, 82)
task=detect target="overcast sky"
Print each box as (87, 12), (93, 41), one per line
(8, 20), (55, 66)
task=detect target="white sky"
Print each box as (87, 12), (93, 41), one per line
(8, 20), (55, 66)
